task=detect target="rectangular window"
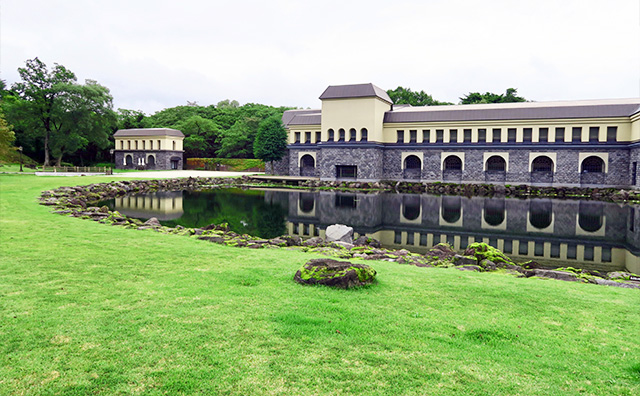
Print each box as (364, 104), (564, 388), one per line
(396, 130), (404, 143)
(135, 141), (138, 150)
(492, 128), (501, 143)
(601, 247), (612, 263)
(303, 223), (309, 236)
(555, 127), (565, 143)
(420, 233), (428, 246)
(394, 231), (402, 244)
(305, 132), (311, 143)
(508, 128), (517, 142)
(120, 141), (124, 150)
(606, 126), (617, 142)
(316, 131), (321, 143)
(436, 129), (444, 143)
(523, 128), (532, 142)
(567, 244), (577, 259)
(449, 129), (457, 143)
(336, 165), (357, 179)
(150, 141), (153, 150)
(407, 232), (414, 245)
(409, 130), (417, 143)
(360, 129), (367, 142)
(142, 141), (146, 150)
(572, 127), (582, 142)
(589, 126), (599, 142)
(503, 239), (513, 254)
(550, 243), (560, 258)
(157, 140), (161, 149)
(518, 241), (528, 255)
(478, 129), (486, 142)
(539, 128), (549, 142)
(463, 129), (472, 142)
(294, 132), (300, 143)
(328, 130), (334, 141)
(584, 246), (594, 261)
(339, 129), (345, 142)
(335, 194), (357, 208)
(422, 129), (430, 143)
(534, 242), (544, 257)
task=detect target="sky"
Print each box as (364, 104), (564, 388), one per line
(1, 0), (639, 114)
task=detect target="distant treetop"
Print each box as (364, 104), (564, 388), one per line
(459, 88), (527, 104)
(386, 86), (452, 106)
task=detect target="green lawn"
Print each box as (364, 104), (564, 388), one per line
(1, 174), (639, 395)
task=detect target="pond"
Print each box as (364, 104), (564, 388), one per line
(101, 188), (640, 274)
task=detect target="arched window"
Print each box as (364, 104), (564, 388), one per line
(486, 155), (506, 171)
(349, 128), (356, 142)
(443, 155), (462, 171)
(301, 155), (315, 168)
(120, 141), (124, 150)
(172, 141), (176, 151)
(529, 200), (552, 229)
(402, 196), (421, 221)
(441, 196), (461, 223)
(484, 199), (505, 226)
(328, 129), (334, 141)
(299, 193), (315, 213)
(135, 141), (139, 150)
(532, 156), (554, 172)
(581, 156), (604, 173)
(404, 155), (421, 170)
(578, 202), (604, 232)
(360, 128), (368, 142)
(338, 128), (345, 142)
(125, 154), (133, 167)
(147, 155), (155, 168)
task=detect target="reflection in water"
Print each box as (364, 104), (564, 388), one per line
(484, 199), (505, 226)
(103, 188), (640, 274)
(441, 196), (461, 224)
(529, 200), (553, 229)
(578, 202), (604, 233)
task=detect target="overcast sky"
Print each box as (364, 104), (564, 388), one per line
(2, 0), (639, 114)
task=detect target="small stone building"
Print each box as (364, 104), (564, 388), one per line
(113, 128), (184, 170)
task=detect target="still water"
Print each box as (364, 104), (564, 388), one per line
(101, 188), (640, 274)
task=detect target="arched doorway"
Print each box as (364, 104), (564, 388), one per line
(578, 202), (604, 233)
(300, 155), (315, 176)
(147, 155), (156, 169)
(403, 155), (422, 179)
(441, 196), (462, 224)
(529, 200), (553, 229)
(125, 154), (133, 168)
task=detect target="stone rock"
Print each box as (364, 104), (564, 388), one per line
(325, 224), (354, 244)
(424, 243), (456, 260)
(332, 241), (355, 250)
(463, 242), (514, 265)
(268, 238), (287, 246)
(279, 235), (303, 246)
(353, 235), (382, 248)
(303, 237), (324, 247)
(592, 278), (640, 289)
(144, 217), (161, 227)
(394, 249), (411, 257)
(294, 259), (376, 289)
(480, 259), (497, 271)
(452, 254), (477, 266)
(526, 269), (580, 282)
(456, 265), (483, 272)
(607, 271), (633, 281)
(198, 236), (225, 243)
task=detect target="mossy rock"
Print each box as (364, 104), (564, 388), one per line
(463, 242), (513, 265)
(294, 259), (376, 289)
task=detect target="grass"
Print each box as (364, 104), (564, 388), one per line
(1, 174), (640, 395)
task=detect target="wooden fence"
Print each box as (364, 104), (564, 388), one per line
(40, 166), (113, 175)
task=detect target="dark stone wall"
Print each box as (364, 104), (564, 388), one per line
(272, 149), (290, 176)
(115, 150), (183, 170)
(317, 146), (384, 180)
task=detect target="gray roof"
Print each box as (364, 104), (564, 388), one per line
(114, 128), (185, 137)
(384, 100), (640, 123)
(281, 109), (321, 126)
(319, 83), (393, 104)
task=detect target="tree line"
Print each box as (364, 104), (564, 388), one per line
(0, 58), (528, 167)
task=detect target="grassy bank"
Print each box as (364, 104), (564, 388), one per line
(1, 174), (639, 395)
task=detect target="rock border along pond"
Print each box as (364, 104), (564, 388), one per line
(39, 176), (640, 290)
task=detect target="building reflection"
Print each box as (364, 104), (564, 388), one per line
(267, 191), (640, 274)
(113, 191), (184, 220)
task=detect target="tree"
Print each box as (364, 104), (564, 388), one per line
(386, 86), (452, 106)
(176, 115), (221, 157)
(459, 88), (526, 104)
(116, 109), (147, 129)
(253, 115), (287, 174)
(0, 109), (16, 159)
(217, 117), (261, 158)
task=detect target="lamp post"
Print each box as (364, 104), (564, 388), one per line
(109, 149), (115, 172)
(17, 146), (23, 172)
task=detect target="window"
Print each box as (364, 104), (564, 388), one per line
(519, 241), (528, 255)
(436, 129), (444, 143)
(407, 232), (414, 245)
(336, 165), (357, 179)
(601, 247), (612, 262)
(539, 128), (549, 142)
(339, 128), (345, 142)
(532, 156), (554, 172)
(150, 140), (153, 150)
(305, 132), (311, 143)
(486, 155), (506, 171)
(328, 129), (334, 141)
(360, 128), (368, 142)
(449, 129), (457, 143)
(567, 244), (577, 259)
(394, 231), (402, 244)
(420, 233), (428, 246)
(316, 131), (321, 143)
(535, 242), (544, 257)
(572, 127), (582, 142)
(555, 127), (565, 142)
(478, 129), (486, 142)
(463, 129), (471, 142)
(584, 246), (594, 261)
(523, 128), (532, 142)
(589, 127), (599, 142)
(492, 128), (501, 143)
(550, 243), (560, 258)
(157, 140), (161, 149)
(396, 130), (404, 143)
(607, 126), (617, 142)
(120, 141), (124, 150)
(295, 132), (301, 143)
(142, 141), (146, 150)
(581, 156), (604, 173)
(508, 128), (516, 142)
(349, 128), (356, 142)
(422, 129), (430, 143)
(443, 155), (462, 171)
(409, 130), (417, 143)
(172, 141), (176, 150)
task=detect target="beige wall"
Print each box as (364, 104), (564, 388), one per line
(115, 136), (184, 151)
(321, 97), (391, 142)
(383, 117), (633, 144)
(287, 125), (321, 144)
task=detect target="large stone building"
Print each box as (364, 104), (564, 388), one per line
(113, 128), (184, 170)
(277, 83), (640, 189)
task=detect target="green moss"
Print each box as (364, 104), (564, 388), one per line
(466, 242), (512, 265)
